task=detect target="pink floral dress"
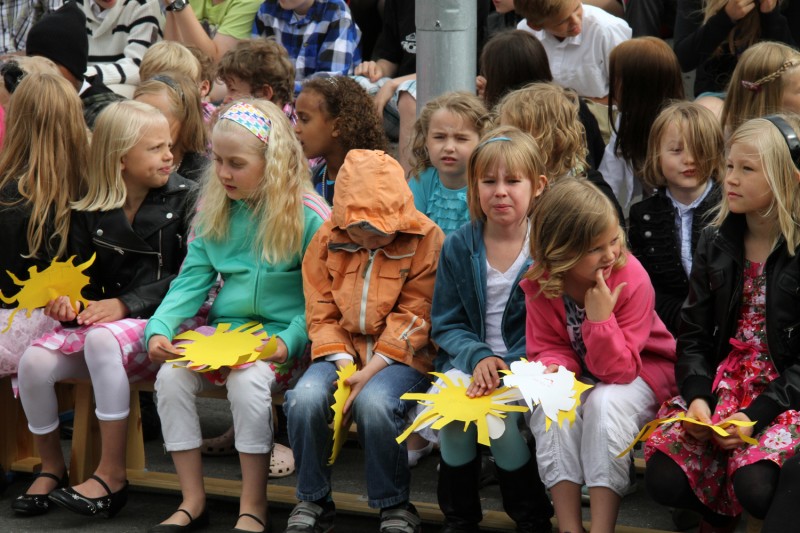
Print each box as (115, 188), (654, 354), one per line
(644, 261), (800, 516)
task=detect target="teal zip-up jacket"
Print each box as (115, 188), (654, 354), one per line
(432, 219), (532, 374)
(145, 198), (327, 362)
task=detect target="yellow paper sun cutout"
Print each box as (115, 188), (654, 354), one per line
(328, 362), (357, 465)
(396, 372), (528, 446)
(170, 322), (277, 372)
(0, 254), (95, 333)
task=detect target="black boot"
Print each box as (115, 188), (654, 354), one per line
(437, 454), (482, 533)
(496, 456), (554, 533)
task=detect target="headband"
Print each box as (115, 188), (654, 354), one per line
(151, 74), (185, 105)
(220, 102), (272, 144)
(477, 136), (512, 149)
(763, 115), (800, 171)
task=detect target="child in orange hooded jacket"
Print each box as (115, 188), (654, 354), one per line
(286, 149), (444, 533)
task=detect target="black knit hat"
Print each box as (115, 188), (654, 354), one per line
(26, 2), (88, 82)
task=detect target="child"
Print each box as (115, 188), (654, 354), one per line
(431, 126), (554, 533)
(0, 73), (88, 380)
(295, 76), (387, 204)
(644, 114), (800, 531)
(217, 38), (296, 119)
(514, 0), (630, 104)
(408, 92), (490, 235)
(145, 99), (329, 532)
(139, 41), (202, 85)
(496, 82), (625, 223)
(720, 41), (800, 136)
(288, 149), (444, 533)
(629, 102), (724, 336)
(599, 37), (685, 213)
(252, 0), (361, 94)
(134, 73), (209, 182)
(15, 100), (196, 518)
(522, 178), (677, 533)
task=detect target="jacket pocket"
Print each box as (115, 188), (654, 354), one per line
(376, 261), (404, 318)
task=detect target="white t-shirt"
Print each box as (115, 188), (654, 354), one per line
(517, 5), (631, 98)
(484, 243), (530, 357)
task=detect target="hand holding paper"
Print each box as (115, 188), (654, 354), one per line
(329, 362), (358, 465)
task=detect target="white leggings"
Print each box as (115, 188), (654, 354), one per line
(18, 327), (131, 435)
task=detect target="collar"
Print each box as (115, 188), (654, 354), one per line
(666, 180), (713, 213)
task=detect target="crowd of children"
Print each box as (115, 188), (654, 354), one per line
(1, 0), (800, 533)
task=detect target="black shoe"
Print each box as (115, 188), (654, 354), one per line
(438, 455), (483, 532)
(11, 471), (68, 516)
(48, 474), (128, 518)
(149, 508), (210, 532)
(495, 457), (554, 533)
(0, 464), (8, 495)
(232, 512), (270, 532)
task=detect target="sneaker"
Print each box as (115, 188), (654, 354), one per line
(407, 441), (434, 468)
(380, 503), (422, 533)
(284, 501), (335, 533)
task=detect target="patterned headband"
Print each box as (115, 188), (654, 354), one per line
(220, 102), (272, 144)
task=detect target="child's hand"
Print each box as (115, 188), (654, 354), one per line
(466, 357), (508, 398)
(256, 336), (288, 364)
(354, 61), (385, 82)
(476, 75), (487, 98)
(713, 412), (754, 450)
(342, 356), (389, 414)
(148, 334), (184, 364)
(77, 298), (128, 325)
(584, 270), (626, 322)
(44, 296), (79, 322)
(684, 398), (713, 442)
(724, 0), (756, 21)
(543, 364), (560, 374)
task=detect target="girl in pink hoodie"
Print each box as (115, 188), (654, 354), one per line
(520, 178), (677, 533)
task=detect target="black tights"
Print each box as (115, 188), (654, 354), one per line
(762, 453), (800, 532)
(645, 451), (779, 525)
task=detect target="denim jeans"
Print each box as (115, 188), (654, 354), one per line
(285, 359), (430, 508)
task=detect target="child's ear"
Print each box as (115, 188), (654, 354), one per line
(259, 84), (274, 102)
(534, 174), (548, 197)
(331, 117), (340, 138)
(199, 79), (211, 99)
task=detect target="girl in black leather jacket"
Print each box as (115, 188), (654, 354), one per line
(15, 101), (197, 520)
(644, 115), (800, 531)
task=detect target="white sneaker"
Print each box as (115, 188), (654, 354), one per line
(407, 441), (434, 468)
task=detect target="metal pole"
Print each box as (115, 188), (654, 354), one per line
(415, 0), (477, 114)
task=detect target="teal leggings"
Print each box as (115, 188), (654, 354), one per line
(438, 412), (529, 470)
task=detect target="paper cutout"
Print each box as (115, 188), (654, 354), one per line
(396, 372), (528, 446)
(328, 362), (357, 465)
(170, 322), (277, 371)
(617, 412), (759, 457)
(0, 254), (95, 333)
(502, 359), (593, 431)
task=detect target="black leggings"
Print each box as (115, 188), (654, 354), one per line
(762, 453), (800, 532)
(645, 451), (779, 525)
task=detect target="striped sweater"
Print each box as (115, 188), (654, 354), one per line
(76, 0), (163, 87)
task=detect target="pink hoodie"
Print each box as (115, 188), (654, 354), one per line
(520, 253), (677, 402)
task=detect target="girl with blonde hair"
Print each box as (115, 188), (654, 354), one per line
(146, 99), (329, 532)
(16, 100), (197, 519)
(0, 72), (87, 379)
(645, 114), (800, 532)
(522, 178), (676, 533)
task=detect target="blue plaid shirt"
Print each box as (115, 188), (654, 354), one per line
(253, 0), (361, 94)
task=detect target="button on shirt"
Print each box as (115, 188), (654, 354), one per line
(666, 180), (713, 276)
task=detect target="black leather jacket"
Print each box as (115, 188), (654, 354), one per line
(629, 184), (721, 335)
(677, 214), (800, 433)
(70, 173), (196, 319)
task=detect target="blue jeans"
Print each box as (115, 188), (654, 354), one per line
(285, 360), (430, 508)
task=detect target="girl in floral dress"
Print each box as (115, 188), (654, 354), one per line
(644, 114), (800, 532)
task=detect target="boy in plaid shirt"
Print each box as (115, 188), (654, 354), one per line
(253, 0), (361, 95)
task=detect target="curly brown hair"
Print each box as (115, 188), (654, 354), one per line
(217, 38), (295, 107)
(300, 76), (387, 154)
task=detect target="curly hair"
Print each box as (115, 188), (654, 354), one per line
(300, 76), (387, 156)
(217, 38), (295, 107)
(497, 82), (587, 180)
(409, 91), (491, 179)
(524, 178), (627, 299)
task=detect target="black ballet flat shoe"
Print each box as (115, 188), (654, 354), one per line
(232, 512), (269, 533)
(11, 470), (68, 516)
(48, 474), (128, 518)
(149, 508), (210, 532)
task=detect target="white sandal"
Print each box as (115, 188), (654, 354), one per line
(269, 443), (295, 478)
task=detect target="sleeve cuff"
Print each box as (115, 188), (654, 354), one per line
(325, 352), (355, 363)
(376, 353), (395, 366)
(741, 396), (782, 435)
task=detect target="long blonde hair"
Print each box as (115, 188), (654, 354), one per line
(497, 82), (588, 180)
(525, 178), (627, 298)
(197, 99), (317, 263)
(0, 72), (87, 258)
(714, 114), (800, 255)
(74, 100), (168, 211)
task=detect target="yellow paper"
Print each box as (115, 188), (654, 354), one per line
(328, 362), (357, 465)
(396, 372), (528, 447)
(0, 254), (95, 333)
(502, 359), (593, 431)
(617, 412), (758, 457)
(170, 322), (276, 372)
